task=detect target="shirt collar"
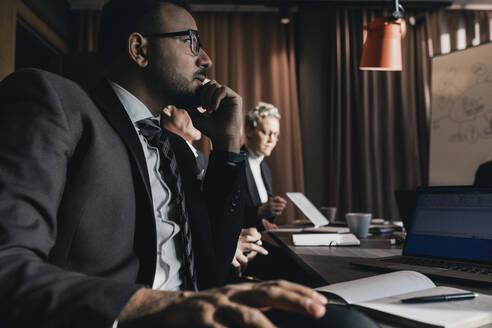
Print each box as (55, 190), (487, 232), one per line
(186, 141), (199, 158)
(109, 81), (157, 124)
(245, 145), (264, 163)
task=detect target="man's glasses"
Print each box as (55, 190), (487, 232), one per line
(142, 29), (201, 56)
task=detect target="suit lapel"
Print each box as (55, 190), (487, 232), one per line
(89, 80), (153, 202)
(89, 80), (156, 285)
(167, 131), (197, 181)
(260, 161), (273, 197)
(242, 146), (262, 206)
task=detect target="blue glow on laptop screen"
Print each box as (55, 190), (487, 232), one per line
(404, 188), (492, 263)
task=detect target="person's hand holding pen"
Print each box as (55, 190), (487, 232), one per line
(258, 196), (287, 219)
(232, 228), (268, 269)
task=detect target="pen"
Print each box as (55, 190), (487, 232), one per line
(401, 292), (476, 304)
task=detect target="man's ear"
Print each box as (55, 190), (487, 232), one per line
(128, 32), (149, 68)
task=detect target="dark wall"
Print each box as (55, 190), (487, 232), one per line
(15, 19), (63, 73)
(22, 0), (73, 42)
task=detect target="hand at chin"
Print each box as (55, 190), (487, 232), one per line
(172, 93), (201, 113)
(183, 80), (243, 152)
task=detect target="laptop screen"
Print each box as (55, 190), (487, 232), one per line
(404, 187), (492, 263)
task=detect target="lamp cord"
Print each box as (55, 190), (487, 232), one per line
(392, 0), (405, 19)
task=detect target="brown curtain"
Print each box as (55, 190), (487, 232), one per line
(298, 7), (492, 220)
(62, 11), (103, 89)
(76, 10), (101, 52)
(195, 13), (305, 224)
(425, 10), (492, 56)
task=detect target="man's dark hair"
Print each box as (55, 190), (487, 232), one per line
(98, 0), (191, 66)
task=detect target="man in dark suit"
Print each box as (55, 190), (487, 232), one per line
(474, 160), (492, 186)
(242, 102), (287, 230)
(0, 1), (328, 327)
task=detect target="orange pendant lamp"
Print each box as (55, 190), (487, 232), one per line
(360, 0), (405, 71)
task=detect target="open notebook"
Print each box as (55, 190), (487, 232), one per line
(316, 271), (492, 328)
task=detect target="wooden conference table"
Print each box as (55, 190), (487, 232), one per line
(260, 231), (492, 328)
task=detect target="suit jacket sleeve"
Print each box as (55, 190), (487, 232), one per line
(0, 70), (141, 328)
(201, 151), (246, 287)
(244, 204), (260, 227)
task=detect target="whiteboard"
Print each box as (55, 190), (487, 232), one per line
(429, 43), (492, 185)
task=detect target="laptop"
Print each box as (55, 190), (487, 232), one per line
(352, 186), (492, 283)
(273, 193), (348, 231)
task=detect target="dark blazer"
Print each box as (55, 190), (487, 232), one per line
(474, 161), (492, 186)
(191, 145), (208, 180)
(195, 147), (208, 173)
(0, 69), (245, 328)
(241, 146), (274, 228)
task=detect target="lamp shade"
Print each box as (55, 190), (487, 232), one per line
(360, 16), (403, 71)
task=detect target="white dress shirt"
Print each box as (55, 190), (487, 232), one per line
(186, 141), (206, 181)
(110, 81), (183, 291)
(186, 141), (199, 158)
(246, 146), (268, 203)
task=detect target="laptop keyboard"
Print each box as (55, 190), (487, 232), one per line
(383, 256), (492, 276)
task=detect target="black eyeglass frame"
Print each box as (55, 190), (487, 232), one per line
(142, 29), (201, 56)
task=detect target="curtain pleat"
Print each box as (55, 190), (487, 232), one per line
(76, 10), (100, 52)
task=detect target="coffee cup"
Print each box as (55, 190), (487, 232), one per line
(345, 212), (372, 238)
(320, 206), (337, 221)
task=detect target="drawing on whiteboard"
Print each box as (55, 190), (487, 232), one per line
(432, 63), (492, 144)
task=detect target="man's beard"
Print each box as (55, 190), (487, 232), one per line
(163, 72), (200, 109)
(145, 64), (201, 111)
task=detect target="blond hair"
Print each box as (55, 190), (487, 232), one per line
(245, 102), (281, 129)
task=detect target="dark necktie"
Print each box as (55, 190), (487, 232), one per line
(136, 118), (197, 291)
